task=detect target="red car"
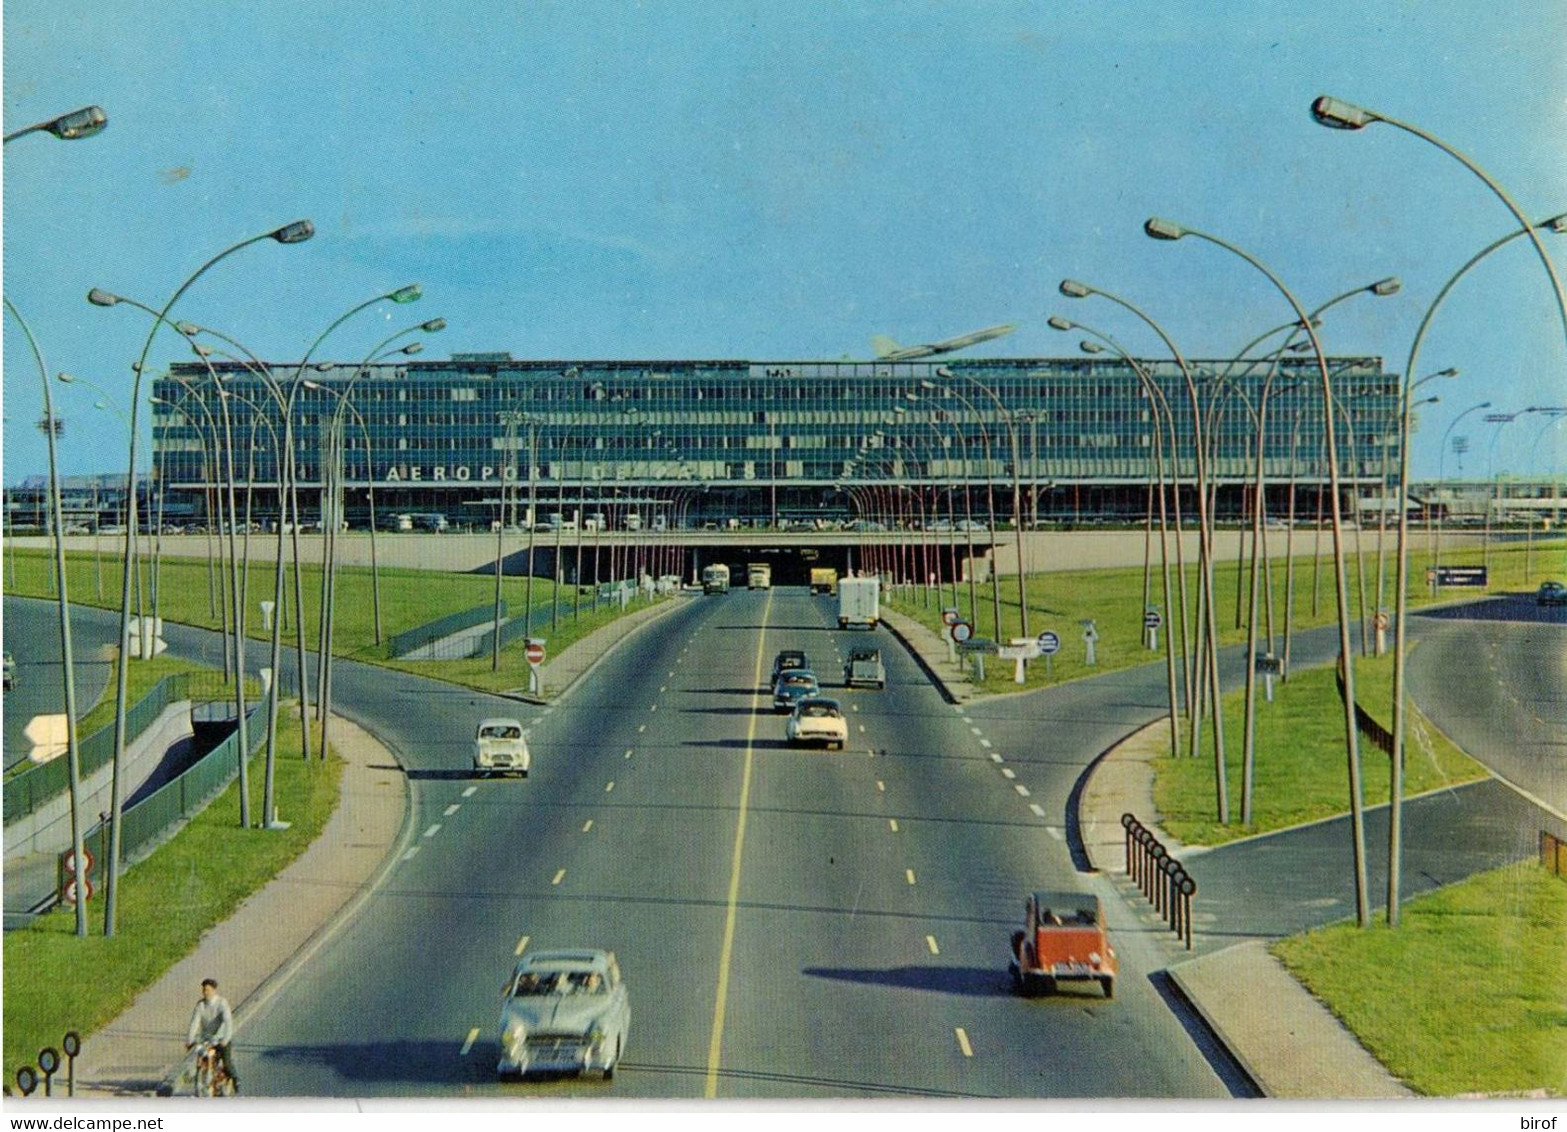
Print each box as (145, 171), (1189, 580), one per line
(1009, 891), (1117, 998)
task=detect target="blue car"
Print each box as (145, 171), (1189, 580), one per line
(773, 670), (820, 712)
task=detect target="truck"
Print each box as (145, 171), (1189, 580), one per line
(747, 562), (772, 590)
(701, 563), (731, 594)
(809, 567), (838, 596)
(837, 575), (879, 630)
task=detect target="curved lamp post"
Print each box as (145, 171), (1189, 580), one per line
(91, 219), (313, 936)
(1058, 276), (1231, 823)
(1388, 218), (1566, 924)
(5, 301), (90, 937)
(1143, 216), (1371, 927)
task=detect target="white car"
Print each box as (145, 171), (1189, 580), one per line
(785, 697), (848, 750)
(474, 718), (530, 776)
(498, 950), (629, 1079)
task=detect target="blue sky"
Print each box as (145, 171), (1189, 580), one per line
(5, 0), (1565, 481)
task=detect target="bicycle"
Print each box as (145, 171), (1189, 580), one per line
(193, 1042), (236, 1097)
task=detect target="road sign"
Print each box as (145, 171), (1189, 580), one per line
(1427, 565), (1487, 587)
(1373, 611), (1390, 631)
(1037, 631), (1061, 656)
(957, 636), (999, 654)
(25, 714), (69, 764)
(941, 607), (961, 627)
(998, 642), (1041, 660)
(949, 621), (973, 643)
(525, 642), (546, 666)
(1255, 654), (1283, 675)
(1144, 610), (1163, 630)
(63, 878), (93, 905)
(62, 847), (93, 877)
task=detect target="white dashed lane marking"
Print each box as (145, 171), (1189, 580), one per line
(460, 1028), (479, 1056)
(514, 934), (530, 955)
(462, 786), (477, 798)
(423, 824), (442, 839)
(443, 804), (460, 817)
(1029, 803), (1046, 818)
(926, 936), (940, 955)
(552, 869), (567, 885)
(955, 1028), (973, 1058)
(905, 869), (917, 885)
(582, 820), (594, 833)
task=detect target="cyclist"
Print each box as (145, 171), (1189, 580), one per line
(186, 977), (238, 1093)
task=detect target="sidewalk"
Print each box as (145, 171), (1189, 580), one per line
(71, 713), (408, 1096)
(884, 603), (1410, 1098)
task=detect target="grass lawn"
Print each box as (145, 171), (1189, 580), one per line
(2, 708), (341, 1077)
(1151, 649), (1487, 847)
(4, 548), (669, 695)
(1272, 861), (1567, 1096)
(887, 536), (1566, 695)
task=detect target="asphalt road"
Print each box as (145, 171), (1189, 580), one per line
(230, 589), (1232, 1099)
(7, 583), (1558, 1099)
(3, 595), (120, 770)
(1405, 594), (1567, 816)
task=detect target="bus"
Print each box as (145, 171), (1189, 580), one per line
(701, 563), (731, 594)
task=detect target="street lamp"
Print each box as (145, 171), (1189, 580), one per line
(1143, 216), (1372, 927)
(1310, 95), (1567, 353)
(3, 105), (107, 144)
(92, 219), (313, 936)
(1057, 277), (1231, 822)
(4, 300), (90, 937)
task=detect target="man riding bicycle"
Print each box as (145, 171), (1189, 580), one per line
(186, 977), (238, 1093)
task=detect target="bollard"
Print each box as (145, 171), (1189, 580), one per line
(1148, 843), (1167, 915)
(1121, 813), (1136, 874)
(15, 1065), (38, 1097)
(1162, 858), (1182, 931)
(1179, 875), (1197, 949)
(62, 1032), (80, 1098)
(37, 1048), (59, 1098)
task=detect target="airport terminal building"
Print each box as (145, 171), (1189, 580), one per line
(149, 353), (1401, 530)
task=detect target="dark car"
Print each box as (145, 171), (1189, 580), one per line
(773, 670), (820, 712)
(770, 649), (809, 686)
(1538, 581), (1567, 607)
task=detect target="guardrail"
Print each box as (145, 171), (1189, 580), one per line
(1122, 812), (1196, 949)
(1543, 831), (1567, 878)
(1334, 655), (1394, 756)
(51, 702), (268, 911)
(4, 673), (191, 826)
(388, 601), (505, 658)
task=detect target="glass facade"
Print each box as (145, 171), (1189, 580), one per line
(151, 353), (1398, 527)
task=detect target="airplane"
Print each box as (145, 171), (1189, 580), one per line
(871, 323), (1018, 361)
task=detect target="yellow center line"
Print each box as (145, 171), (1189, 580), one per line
(926, 935), (940, 955)
(551, 869), (566, 885)
(582, 820), (593, 833)
(955, 1028), (973, 1058)
(906, 869), (917, 885)
(460, 1027), (479, 1056)
(889, 819), (899, 832)
(515, 934), (530, 955)
(705, 587), (773, 1098)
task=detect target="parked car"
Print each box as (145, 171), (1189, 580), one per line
(843, 647), (886, 689)
(473, 718), (530, 777)
(785, 697), (848, 749)
(773, 670), (820, 712)
(1008, 891), (1117, 998)
(498, 949), (629, 1079)
(770, 649), (809, 686)
(1537, 580), (1567, 607)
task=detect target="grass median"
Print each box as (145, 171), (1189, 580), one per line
(2, 709), (340, 1077)
(1150, 649), (1487, 847)
(3, 547), (670, 696)
(886, 536), (1565, 695)
(1272, 860), (1567, 1096)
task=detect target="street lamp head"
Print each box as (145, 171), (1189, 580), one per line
(934, 366), (953, 379)
(1370, 277), (1402, 296)
(86, 288), (121, 307)
(389, 284), (422, 304)
(1143, 217), (1186, 241)
(399, 343), (423, 357)
(57, 372), (78, 384)
(1079, 341), (1105, 355)
(191, 343), (213, 358)
(918, 379), (937, 391)
(421, 317), (447, 333)
(1545, 214), (1567, 234)
(1311, 95), (1375, 130)
(45, 105), (108, 140)
(1435, 367), (1460, 379)
(1047, 315), (1075, 332)
(174, 321), (201, 336)
(94, 400), (110, 411)
(1419, 395), (1441, 406)
(1058, 279), (1091, 299)
(302, 380), (324, 392)
(270, 220), (315, 244)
